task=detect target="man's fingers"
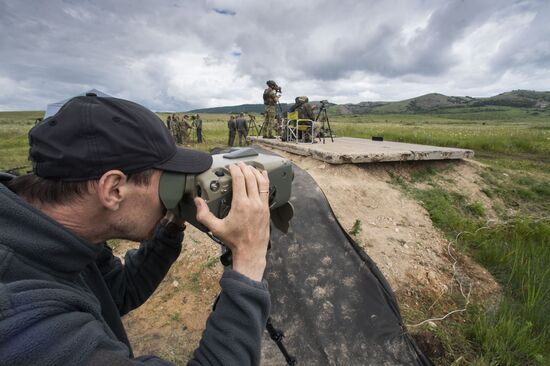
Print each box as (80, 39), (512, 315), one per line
(251, 168), (270, 204)
(229, 164), (246, 201)
(240, 163), (260, 198)
(194, 197), (222, 233)
(261, 170), (270, 206)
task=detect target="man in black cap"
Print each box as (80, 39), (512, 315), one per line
(0, 94), (271, 365)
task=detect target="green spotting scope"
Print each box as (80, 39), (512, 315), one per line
(158, 148), (294, 233)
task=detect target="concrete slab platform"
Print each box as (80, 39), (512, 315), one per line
(248, 136), (474, 164)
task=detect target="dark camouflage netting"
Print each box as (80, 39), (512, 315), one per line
(259, 149), (432, 365)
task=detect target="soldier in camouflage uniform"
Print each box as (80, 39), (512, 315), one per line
(290, 96), (315, 120)
(262, 80), (280, 138)
(194, 114), (204, 143)
(236, 113), (249, 146)
(227, 115), (237, 146)
(167, 114), (175, 141)
(181, 115), (192, 143)
(166, 115), (173, 135)
(289, 96), (319, 142)
(172, 114), (183, 144)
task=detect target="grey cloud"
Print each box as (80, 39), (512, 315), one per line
(213, 8), (236, 16)
(0, 0), (207, 109)
(489, 1), (550, 72)
(233, 0), (511, 81)
(0, 0), (548, 110)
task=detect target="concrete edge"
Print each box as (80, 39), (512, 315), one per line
(248, 136), (474, 164)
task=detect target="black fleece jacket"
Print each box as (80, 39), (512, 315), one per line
(0, 181), (270, 365)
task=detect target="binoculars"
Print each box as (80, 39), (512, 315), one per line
(159, 148), (294, 233)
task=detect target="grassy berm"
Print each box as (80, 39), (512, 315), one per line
(1, 107), (549, 365)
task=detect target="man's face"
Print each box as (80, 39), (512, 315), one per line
(113, 170), (165, 241)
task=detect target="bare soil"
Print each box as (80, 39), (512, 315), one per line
(117, 150), (500, 364)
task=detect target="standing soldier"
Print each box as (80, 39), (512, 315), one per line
(173, 114), (183, 144)
(262, 80), (280, 138)
(167, 114), (176, 142)
(166, 114), (173, 136)
(227, 115), (237, 146)
(193, 114), (204, 143)
(182, 115), (192, 143)
(236, 113), (248, 146)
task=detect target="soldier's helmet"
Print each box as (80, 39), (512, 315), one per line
(266, 80), (277, 87)
(295, 96), (309, 104)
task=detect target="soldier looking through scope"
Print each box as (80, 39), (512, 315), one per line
(289, 96), (319, 142)
(262, 80), (281, 138)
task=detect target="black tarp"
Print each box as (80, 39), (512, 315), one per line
(260, 156), (432, 365)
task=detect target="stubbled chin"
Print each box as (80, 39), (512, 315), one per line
(145, 219), (162, 240)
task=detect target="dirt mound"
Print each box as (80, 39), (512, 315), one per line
(118, 150), (500, 363)
(273, 152), (498, 301)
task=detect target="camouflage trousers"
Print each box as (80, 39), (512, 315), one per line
(181, 127), (190, 143)
(238, 129), (248, 146)
(228, 130), (236, 146)
(263, 105), (276, 138)
(171, 123), (181, 144)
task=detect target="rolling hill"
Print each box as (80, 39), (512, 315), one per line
(187, 90), (550, 115)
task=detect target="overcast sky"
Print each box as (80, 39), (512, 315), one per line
(1, 0), (549, 111)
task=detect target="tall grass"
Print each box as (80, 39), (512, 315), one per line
(408, 167), (550, 365)
(331, 122), (550, 156)
(467, 219), (550, 365)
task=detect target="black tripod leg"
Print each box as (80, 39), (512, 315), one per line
(259, 121), (268, 137)
(266, 317), (297, 365)
(324, 110), (334, 142)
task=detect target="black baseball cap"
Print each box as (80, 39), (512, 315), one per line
(29, 93), (213, 181)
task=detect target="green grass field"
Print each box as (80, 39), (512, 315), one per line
(1, 109), (549, 365)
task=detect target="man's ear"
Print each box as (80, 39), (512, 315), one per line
(97, 170), (128, 211)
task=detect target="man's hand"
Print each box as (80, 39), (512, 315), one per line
(194, 162), (270, 281)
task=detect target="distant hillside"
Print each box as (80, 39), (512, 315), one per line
(187, 90), (550, 115)
(188, 103), (291, 114)
(476, 90), (550, 108)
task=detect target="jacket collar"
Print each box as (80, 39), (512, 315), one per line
(0, 184), (102, 281)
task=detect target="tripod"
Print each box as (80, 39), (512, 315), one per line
(314, 103), (334, 143)
(248, 116), (260, 136)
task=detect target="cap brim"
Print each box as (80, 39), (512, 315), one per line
(155, 147), (213, 174)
